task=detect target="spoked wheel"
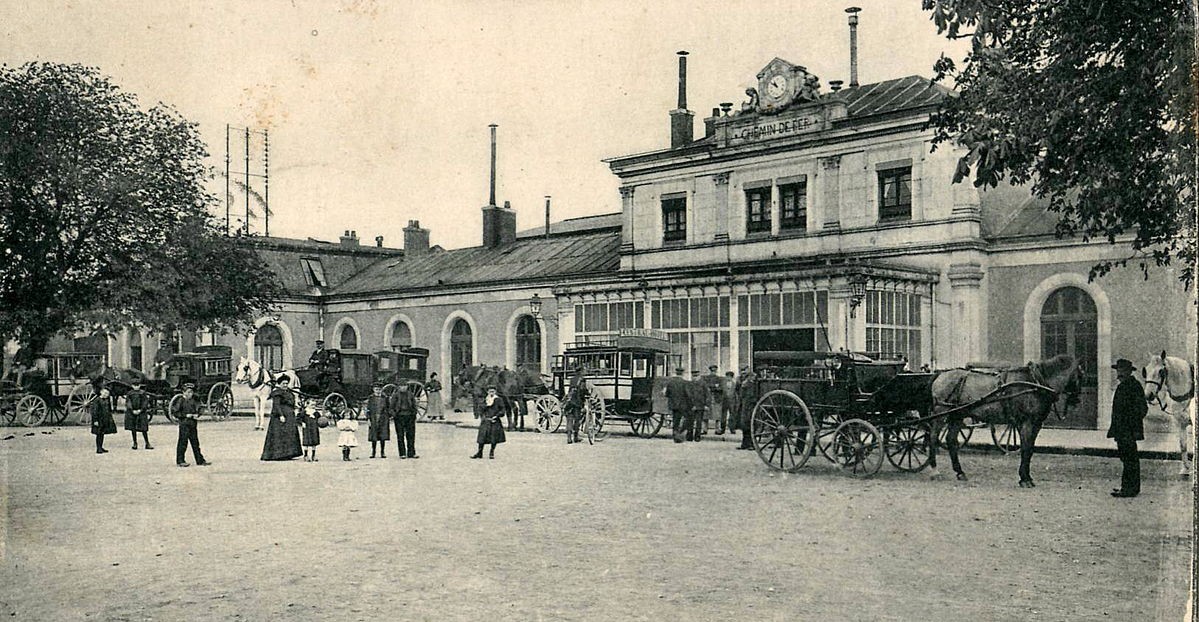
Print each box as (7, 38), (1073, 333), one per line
(323, 393), (349, 419)
(15, 394), (48, 427)
(816, 411), (844, 462)
(407, 381), (428, 420)
(832, 419), (884, 477)
(937, 420), (975, 449)
(990, 422), (1022, 454)
(535, 395), (563, 433)
(67, 383), (95, 425)
(585, 395), (607, 443)
(884, 421), (933, 472)
(750, 390), (816, 473)
(629, 412), (664, 438)
(167, 394), (184, 423)
(381, 384), (397, 399)
(206, 382), (233, 421)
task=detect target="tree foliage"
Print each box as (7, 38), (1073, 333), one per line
(0, 62), (284, 352)
(923, 0), (1196, 285)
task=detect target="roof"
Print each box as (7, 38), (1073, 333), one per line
(836, 75), (953, 119)
(240, 236), (403, 296)
(516, 212), (622, 238)
(331, 231), (621, 296)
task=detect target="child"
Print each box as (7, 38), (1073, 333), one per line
(365, 382), (389, 459)
(124, 378), (152, 450)
(90, 384), (117, 454)
(299, 402), (320, 462)
(336, 409), (358, 462)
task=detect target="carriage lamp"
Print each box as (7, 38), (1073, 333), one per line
(847, 273), (868, 317)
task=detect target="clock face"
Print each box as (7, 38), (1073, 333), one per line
(767, 75), (788, 99)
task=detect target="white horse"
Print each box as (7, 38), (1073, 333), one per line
(235, 356), (300, 430)
(1142, 351), (1196, 475)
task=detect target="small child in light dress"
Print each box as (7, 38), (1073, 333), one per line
(336, 410), (358, 461)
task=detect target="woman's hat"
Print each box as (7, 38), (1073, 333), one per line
(1112, 358), (1135, 372)
(277, 375), (291, 384)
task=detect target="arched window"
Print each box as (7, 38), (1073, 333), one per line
(1041, 286), (1097, 428)
(450, 319), (473, 399)
(129, 332), (144, 372)
(391, 322), (413, 350)
(255, 324), (284, 371)
(515, 315), (541, 372)
(339, 324), (358, 351)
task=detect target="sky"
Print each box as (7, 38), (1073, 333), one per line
(1, 0), (968, 250)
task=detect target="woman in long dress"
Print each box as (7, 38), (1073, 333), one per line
(471, 386), (507, 459)
(261, 376), (303, 461)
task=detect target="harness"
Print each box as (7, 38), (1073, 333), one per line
(1145, 360), (1195, 410)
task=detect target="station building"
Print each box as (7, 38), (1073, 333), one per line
(17, 50), (1193, 433)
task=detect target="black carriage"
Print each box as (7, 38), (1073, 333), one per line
(294, 349), (379, 418)
(748, 350), (938, 477)
(1, 352), (106, 427)
(540, 329), (679, 438)
(375, 347), (429, 418)
(77, 346), (235, 423)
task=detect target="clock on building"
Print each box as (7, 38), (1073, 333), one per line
(753, 58), (820, 114)
(766, 74), (788, 100)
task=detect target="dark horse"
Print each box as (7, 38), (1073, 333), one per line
(456, 365), (548, 430)
(928, 355), (1081, 487)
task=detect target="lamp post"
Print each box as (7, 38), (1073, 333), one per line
(529, 293), (558, 327)
(848, 273), (868, 318)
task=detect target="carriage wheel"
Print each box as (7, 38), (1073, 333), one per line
(323, 393), (349, 419)
(407, 381), (428, 420)
(585, 395), (608, 443)
(44, 402), (69, 425)
(145, 397), (159, 424)
(629, 412), (664, 438)
(884, 422), (932, 472)
(832, 419), (884, 477)
(15, 395), (48, 427)
(937, 421), (974, 449)
(67, 383), (95, 425)
(167, 394), (184, 423)
(381, 384), (397, 399)
(815, 411), (844, 462)
(206, 383), (233, 421)
(750, 390), (816, 473)
(990, 422), (1022, 454)
(534, 395), (563, 433)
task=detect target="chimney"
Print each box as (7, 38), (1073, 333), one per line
(669, 51), (694, 149)
(488, 123), (498, 206)
(544, 196), (552, 238)
(403, 220), (429, 255)
(339, 230), (359, 247)
(483, 201), (516, 248)
(704, 107), (719, 137)
(846, 7), (861, 87)
(375, 235), (384, 248)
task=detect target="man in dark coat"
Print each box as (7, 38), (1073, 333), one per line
(665, 367), (692, 444)
(1108, 358), (1148, 497)
(686, 372), (708, 442)
(366, 382), (390, 459)
(173, 382), (211, 467)
(7, 344), (35, 386)
(735, 368), (758, 450)
(152, 339), (175, 380)
(563, 366), (589, 444)
(391, 383), (419, 458)
(701, 365), (724, 434)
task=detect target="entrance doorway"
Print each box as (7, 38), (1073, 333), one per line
(1040, 286), (1098, 429)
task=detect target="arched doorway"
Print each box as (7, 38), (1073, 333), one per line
(1041, 286), (1098, 428)
(450, 319), (473, 400)
(254, 324), (284, 371)
(339, 324), (358, 351)
(515, 315), (541, 373)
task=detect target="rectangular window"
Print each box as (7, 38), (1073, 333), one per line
(300, 258), (327, 287)
(662, 196), (687, 242)
(865, 290), (922, 366)
(745, 187), (771, 234)
(878, 167), (912, 221)
(779, 181), (807, 231)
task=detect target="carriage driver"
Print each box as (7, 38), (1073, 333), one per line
(151, 339), (175, 380)
(308, 340), (328, 371)
(5, 344), (35, 387)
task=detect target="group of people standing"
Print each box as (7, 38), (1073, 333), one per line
(664, 365), (759, 450)
(88, 378), (211, 467)
(361, 381), (420, 460)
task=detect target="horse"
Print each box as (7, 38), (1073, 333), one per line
(235, 356), (300, 430)
(1142, 351), (1196, 475)
(455, 364), (544, 430)
(928, 355), (1081, 487)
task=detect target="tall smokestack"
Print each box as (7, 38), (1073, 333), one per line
(544, 196), (551, 238)
(847, 7), (861, 87)
(488, 123), (498, 206)
(670, 51), (694, 149)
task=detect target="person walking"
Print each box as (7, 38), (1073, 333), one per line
(1109, 358), (1149, 498)
(425, 373), (444, 421)
(365, 382), (390, 459)
(124, 378), (153, 450)
(665, 367), (692, 444)
(471, 386), (506, 459)
(261, 375), (302, 461)
(391, 383), (419, 459)
(172, 382), (210, 467)
(90, 384), (117, 454)
(735, 368), (759, 450)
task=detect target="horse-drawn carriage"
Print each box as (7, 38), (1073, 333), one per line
(375, 347), (429, 418)
(0, 352), (105, 426)
(536, 329), (680, 438)
(71, 346), (235, 424)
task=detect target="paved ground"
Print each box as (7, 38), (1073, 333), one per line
(0, 419), (1192, 621)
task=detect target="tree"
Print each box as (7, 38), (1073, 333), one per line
(923, 0), (1196, 285)
(0, 62), (284, 353)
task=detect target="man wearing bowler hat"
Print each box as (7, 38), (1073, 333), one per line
(1108, 358), (1148, 497)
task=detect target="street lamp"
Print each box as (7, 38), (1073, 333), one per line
(528, 293), (558, 326)
(848, 273), (868, 318)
